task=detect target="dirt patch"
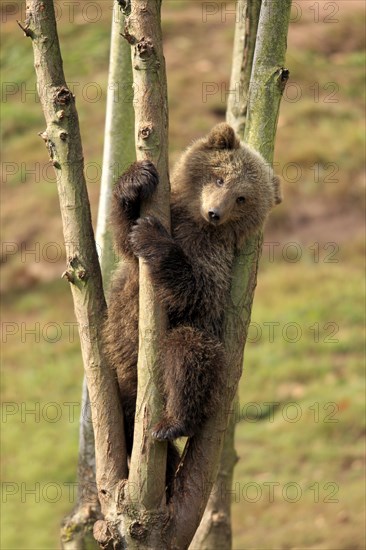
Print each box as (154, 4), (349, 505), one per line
(266, 199), (365, 247)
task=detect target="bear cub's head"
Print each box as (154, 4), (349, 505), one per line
(171, 123), (282, 237)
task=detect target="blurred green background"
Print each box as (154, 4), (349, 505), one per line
(1, 1), (365, 548)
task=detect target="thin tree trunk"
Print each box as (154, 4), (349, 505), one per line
(226, 0), (262, 137)
(189, 393), (239, 550)
(191, 3), (262, 548)
(209, 0), (291, 544)
(244, 0), (292, 158)
(22, 0), (127, 535)
(61, 378), (100, 549)
(61, 2), (135, 547)
(220, 2), (291, 547)
(112, 1), (172, 547)
(127, 1), (171, 504)
(96, 0), (136, 293)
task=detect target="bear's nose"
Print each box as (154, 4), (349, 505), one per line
(208, 209), (220, 222)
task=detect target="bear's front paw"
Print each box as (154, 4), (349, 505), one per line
(114, 160), (159, 209)
(129, 216), (169, 259)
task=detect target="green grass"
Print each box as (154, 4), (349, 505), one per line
(1, 1), (365, 548)
(1, 282), (83, 548)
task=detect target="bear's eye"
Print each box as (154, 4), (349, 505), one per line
(236, 196), (246, 204)
(216, 178), (224, 187)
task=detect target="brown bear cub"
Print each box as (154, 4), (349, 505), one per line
(104, 123), (281, 455)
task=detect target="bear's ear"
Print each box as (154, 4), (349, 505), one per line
(272, 175), (282, 205)
(204, 123), (240, 150)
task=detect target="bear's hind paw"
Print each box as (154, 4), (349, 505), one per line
(152, 419), (191, 441)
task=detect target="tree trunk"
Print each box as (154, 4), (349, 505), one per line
(127, 0), (171, 499)
(61, 378), (100, 549)
(191, 3), (262, 548)
(226, 0), (262, 137)
(113, 1), (172, 547)
(189, 393), (239, 550)
(60, 2), (135, 547)
(22, 0), (127, 534)
(96, 0), (136, 293)
(244, 0), (292, 160)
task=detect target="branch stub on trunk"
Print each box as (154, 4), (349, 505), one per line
(55, 86), (74, 106)
(129, 520), (148, 541)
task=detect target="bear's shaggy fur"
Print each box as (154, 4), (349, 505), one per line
(104, 123), (281, 456)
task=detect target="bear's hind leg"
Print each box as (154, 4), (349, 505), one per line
(152, 326), (226, 441)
